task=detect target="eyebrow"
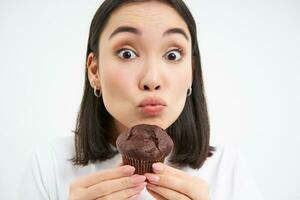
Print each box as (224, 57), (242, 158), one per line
(109, 26), (189, 41)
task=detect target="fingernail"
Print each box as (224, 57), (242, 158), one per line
(122, 165), (135, 174)
(145, 173), (159, 183)
(131, 175), (146, 184)
(147, 183), (156, 189)
(133, 183), (146, 192)
(152, 163), (163, 172)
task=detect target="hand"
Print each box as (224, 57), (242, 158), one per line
(68, 165), (146, 200)
(144, 163), (210, 200)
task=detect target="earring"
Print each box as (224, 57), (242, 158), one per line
(187, 87), (192, 97)
(94, 86), (101, 98)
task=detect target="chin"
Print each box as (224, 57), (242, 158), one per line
(130, 119), (170, 130)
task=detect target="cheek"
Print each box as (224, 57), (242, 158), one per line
(99, 61), (136, 122)
(101, 66), (129, 96)
(166, 66), (192, 124)
(99, 56), (135, 99)
(171, 67), (191, 97)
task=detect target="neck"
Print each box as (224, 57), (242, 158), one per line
(109, 120), (128, 147)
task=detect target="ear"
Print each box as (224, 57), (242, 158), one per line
(87, 52), (101, 89)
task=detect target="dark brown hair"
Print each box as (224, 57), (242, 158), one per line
(72, 0), (215, 169)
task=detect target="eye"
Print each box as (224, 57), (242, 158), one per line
(117, 48), (138, 60)
(164, 49), (183, 62)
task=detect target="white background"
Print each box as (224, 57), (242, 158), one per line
(0, 0), (299, 199)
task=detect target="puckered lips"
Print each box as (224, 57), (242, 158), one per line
(138, 97), (167, 116)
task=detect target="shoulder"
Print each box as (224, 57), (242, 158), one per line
(48, 135), (75, 159)
(204, 140), (241, 168)
(183, 141), (264, 200)
(176, 140), (240, 176)
(20, 135), (75, 199)
(30, 135), (76, 182)
(34, 135), (75, 161)
(178, 140), (243, 180)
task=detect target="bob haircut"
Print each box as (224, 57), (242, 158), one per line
(72, 0), (215, 169)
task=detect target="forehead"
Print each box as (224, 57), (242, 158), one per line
(102, 1), (190, 38)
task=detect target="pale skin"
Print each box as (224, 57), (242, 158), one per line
(69, 1), (210, 200)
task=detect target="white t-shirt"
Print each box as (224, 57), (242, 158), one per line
(19, 135), (264, 200)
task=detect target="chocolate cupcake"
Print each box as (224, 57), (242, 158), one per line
(116, 124), (173, 175)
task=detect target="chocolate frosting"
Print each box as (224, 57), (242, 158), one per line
(116, 124), (173, 161)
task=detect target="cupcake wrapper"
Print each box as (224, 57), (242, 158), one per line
(122, 155), (165, 175)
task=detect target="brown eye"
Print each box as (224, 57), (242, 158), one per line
(117, 48), (138, 60)
(164, 49), (182, 61)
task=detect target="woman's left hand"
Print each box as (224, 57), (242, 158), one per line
(144, 162), (210, 200)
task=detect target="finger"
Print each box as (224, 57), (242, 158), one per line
(147, 188), (168, 200)
(73, 165), (135, 188)
(126, 193), (141, 200)
(96, 183), (145, 200)
(147, 183), (190, 200)
(144, 173), (195, 196)
(86, 174), (146, 199)
(152, 162), (186, 178)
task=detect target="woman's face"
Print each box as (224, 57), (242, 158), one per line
(88, 1), (192, 133)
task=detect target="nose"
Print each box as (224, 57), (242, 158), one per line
(141, 81), (161, 91)
(139, 60), (162, 92)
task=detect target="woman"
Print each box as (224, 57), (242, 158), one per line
(20, 0), (263, 199)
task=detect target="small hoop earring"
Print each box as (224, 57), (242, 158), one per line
(187, 87), (192, 97)
(94, 87), (102, 98)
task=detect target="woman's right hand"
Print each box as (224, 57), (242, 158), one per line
(68, 165), (146, 200)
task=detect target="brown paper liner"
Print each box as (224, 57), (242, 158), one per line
(122, 155), (165, 175)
